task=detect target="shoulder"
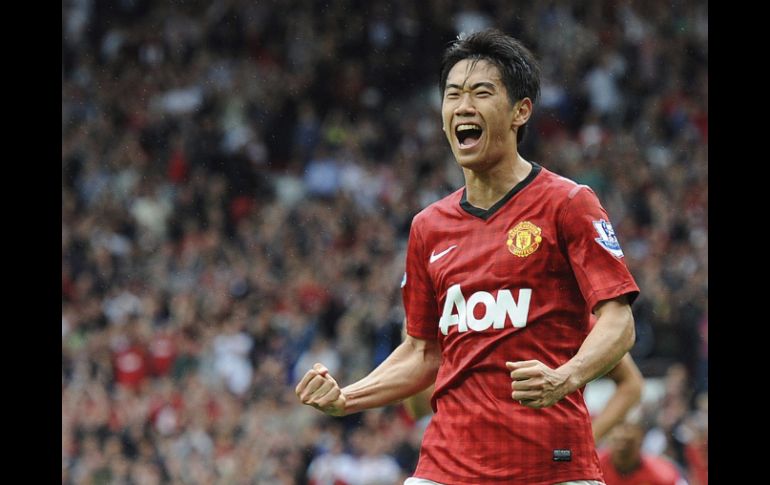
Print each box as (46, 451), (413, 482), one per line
(530, 166), (599, 227)
(597, 449), (611, 463)
(535, 165), (593, 202)
(411, 187), (464, 228)
(643, 454), (683, 481)
(596, 450), (617, 475)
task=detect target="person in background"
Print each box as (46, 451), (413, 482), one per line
(599, 419), (688, 485)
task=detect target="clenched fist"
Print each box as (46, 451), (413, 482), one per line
(507, 360), (571, 408)
(295, 363), (347, 416)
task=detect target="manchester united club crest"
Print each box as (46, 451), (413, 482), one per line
(507, 221), (542, 257)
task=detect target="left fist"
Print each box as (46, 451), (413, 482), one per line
(506, 360), (570, 408)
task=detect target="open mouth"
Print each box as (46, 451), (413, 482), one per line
(456, 123), (483, 149)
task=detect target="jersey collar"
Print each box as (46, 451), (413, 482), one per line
(460, 161), (542, 220)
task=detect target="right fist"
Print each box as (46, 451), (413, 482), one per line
(295, 363), (346, 416)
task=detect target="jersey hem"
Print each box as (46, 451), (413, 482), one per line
(413, 470), (604, 485)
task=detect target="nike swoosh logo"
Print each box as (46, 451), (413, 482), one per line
(430, 245), (457, 264)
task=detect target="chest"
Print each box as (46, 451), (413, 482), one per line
(425, 213), (567, 297)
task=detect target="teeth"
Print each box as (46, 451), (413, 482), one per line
(457, 124), (481, 132)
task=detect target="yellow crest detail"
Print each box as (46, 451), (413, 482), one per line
(507, 221), (543, 257)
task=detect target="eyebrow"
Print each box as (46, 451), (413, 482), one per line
(445, 82), (497, 91)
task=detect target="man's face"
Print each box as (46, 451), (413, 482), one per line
(609, 423), (644, 465)
(441, 59), (520, 172)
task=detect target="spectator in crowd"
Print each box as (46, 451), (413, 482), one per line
(599, 419), (687, 485)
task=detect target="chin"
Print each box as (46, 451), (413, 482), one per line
(455, 152), (491, 172)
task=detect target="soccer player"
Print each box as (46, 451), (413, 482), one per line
(296, 28), (639, 484)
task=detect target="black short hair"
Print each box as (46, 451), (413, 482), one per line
(439, 29), (541, 144)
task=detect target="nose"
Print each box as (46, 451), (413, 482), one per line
(454, 92), (476, 116)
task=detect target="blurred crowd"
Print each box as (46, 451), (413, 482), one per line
(62, 0), (707, 484)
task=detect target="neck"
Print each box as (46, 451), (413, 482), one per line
(463, 154), (532, 210)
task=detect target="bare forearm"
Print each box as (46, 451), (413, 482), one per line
(592, 354), (643, 441)
(593, 380), (641, 441)
(342, 337), (440, 415)
(559, 298), (635, 395)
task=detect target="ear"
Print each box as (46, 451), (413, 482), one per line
(511, 98), (533, 129)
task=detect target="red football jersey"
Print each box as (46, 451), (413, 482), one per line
(403, 162), (639, 484)
(598, 451), (685, 485)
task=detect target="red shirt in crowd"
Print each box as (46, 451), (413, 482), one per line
(148, 330), (177, 376)
(113, 343), (149, 389)
(599, 450), (686, 485)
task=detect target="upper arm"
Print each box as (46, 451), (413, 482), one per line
(559, 186), (640, 313)
(591, 295), (636, 354)
(594, 295), (633, 320)
(401, 334), (440, 418)
(403, 334), (441, 363)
